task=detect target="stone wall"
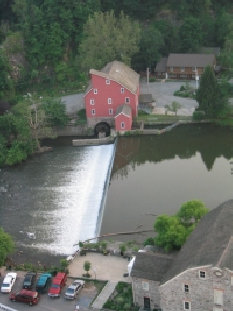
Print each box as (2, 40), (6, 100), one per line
(132, 277), (160, 309)
(160, 265), (233, 311)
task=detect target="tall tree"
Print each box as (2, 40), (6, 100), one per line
(78, 10), (141, 72)
(132, 25), (164, 71)
(179, 17), (202, 52)
(196, 66), (226, 118)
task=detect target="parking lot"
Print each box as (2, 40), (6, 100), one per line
(0, 272), (97, 311)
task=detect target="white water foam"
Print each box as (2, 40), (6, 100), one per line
(33, 144), (114, 255)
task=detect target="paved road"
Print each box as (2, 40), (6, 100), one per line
(140, 80), (198, 116)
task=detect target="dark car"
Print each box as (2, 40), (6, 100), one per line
(23, 272), (37, 290)
(36, 273), (52, 293)
(9, 289), (40, 306)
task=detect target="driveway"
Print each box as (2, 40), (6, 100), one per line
(140, 80), (198, 116)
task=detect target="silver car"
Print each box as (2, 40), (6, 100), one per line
(64, 284), (81, 300)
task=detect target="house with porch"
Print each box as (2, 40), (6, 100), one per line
(155, 53), (216, 80)
(85, 61), (139, 135)
(131, 200), (233, 311)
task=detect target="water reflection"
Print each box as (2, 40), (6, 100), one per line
(101, 124), (233, 240)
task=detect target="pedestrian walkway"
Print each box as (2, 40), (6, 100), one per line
(92, 281), (117, 309)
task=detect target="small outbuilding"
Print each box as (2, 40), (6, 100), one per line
(115, 104), (132, 132)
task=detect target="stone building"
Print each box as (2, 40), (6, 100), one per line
(131, 200), (233, 311)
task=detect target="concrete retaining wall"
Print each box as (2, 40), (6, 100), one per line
(72, 137), (115, 146)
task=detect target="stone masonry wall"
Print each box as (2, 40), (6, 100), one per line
(132, 277), (160, 309)
(160, 266), (233, 311)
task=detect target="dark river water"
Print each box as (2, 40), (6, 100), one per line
(1, 124), (233, 265)
(101, 124), (233, 243)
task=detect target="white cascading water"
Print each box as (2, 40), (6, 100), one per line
(31, 144), (115, 255)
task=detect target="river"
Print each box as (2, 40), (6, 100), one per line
(1, 124), (233, 264)
(101, 124), (233, 242)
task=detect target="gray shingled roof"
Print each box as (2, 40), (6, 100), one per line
(167, 53), (215, 67)
(155, 58), (167, 73)
(162, 200), (233, 283)
(131, 252), (174, 281)
(115, 104), (132, 117)
(90, 61), (139, 94)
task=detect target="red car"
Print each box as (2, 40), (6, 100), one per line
(48, 272), (67, 298)
(9, 289), (40, 306)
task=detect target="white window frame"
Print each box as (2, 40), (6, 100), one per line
(170, 66), (174, 72)
(125, 97), (130, 104)
(181, 67), (185, 73)
(199, 271), (206, 279)
(184, 301), (191, 310)
(108, 98), (112, 104)
(121, 122), (125, 129)
(121, 87), (124, 94)
(91, 109), (95, 116)
(109, 108), (113, 115)
(106, 79), (110, 84)
(184, 284), (189, 293)
(90, 99), (95, 105)
(93, 88), (97, 94)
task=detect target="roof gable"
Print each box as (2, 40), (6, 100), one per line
(115, 104), (132, 118)
(167, 53), (215, 68)
(90, 61), (139, 94)
(162, 200), (233, 283)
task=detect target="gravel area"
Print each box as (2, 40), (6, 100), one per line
(140, 80), (199, 116)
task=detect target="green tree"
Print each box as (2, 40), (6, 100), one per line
(0, 227), (14, 267)
(177, 200), (208, 225)
(165, 101), (182, 116)
(196, 66), (227, 118)
(83, 260), (91, 277)
(0, 50), (13, 99)
(132, 25), (164, 71)
(78, 10), (141, 72)
(42, 98), (68, 127)
(179, 17), (202, 52)
(154, 215), (188, 251)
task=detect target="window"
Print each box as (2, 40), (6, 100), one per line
(181, 67), (185, 73)
(91, 109), (95, 116)
(106, 79), (110, 84)
(192, 67), (197, 73)
(109, 108), (113, 115)
(94, 89), (97, 94)
(125, 97), (130, 103)
(121, 87), (124, 94)
(184, 284), (189, 293)
(199, 271), (206, 279)
(90, 99), (95, 105)
(170, 66), (173, 72)
(121, 122), (125, 129)
(184, 301), (190, 310)
(108, 98), (112, 104)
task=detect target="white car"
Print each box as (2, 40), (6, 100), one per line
(1, 272), (17, 293)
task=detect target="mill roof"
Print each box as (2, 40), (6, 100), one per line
(167, 53), (215, 68)
(90, 61), (139, 94)
(162, 200), (233, 283)
(131, 252), (174, 281)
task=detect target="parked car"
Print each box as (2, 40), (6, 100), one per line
(48, 272), (67, 298)
(72, 279), (85, 287)
(36, 273), (52, 293)
(1, 272), (17, 293)
(23, 272), (37, 290)
(64, 284), (82, 300)
(9, 289), (40, 306)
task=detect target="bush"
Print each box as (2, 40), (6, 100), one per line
(193, 110), (206, 120)
(144, 237), (155, 246)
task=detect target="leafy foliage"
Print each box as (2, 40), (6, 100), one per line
(42, 98), (68, 127)
(0, 227), (14, 267)
(152, 200), (208, 251)
(78, 10), (141, 72)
